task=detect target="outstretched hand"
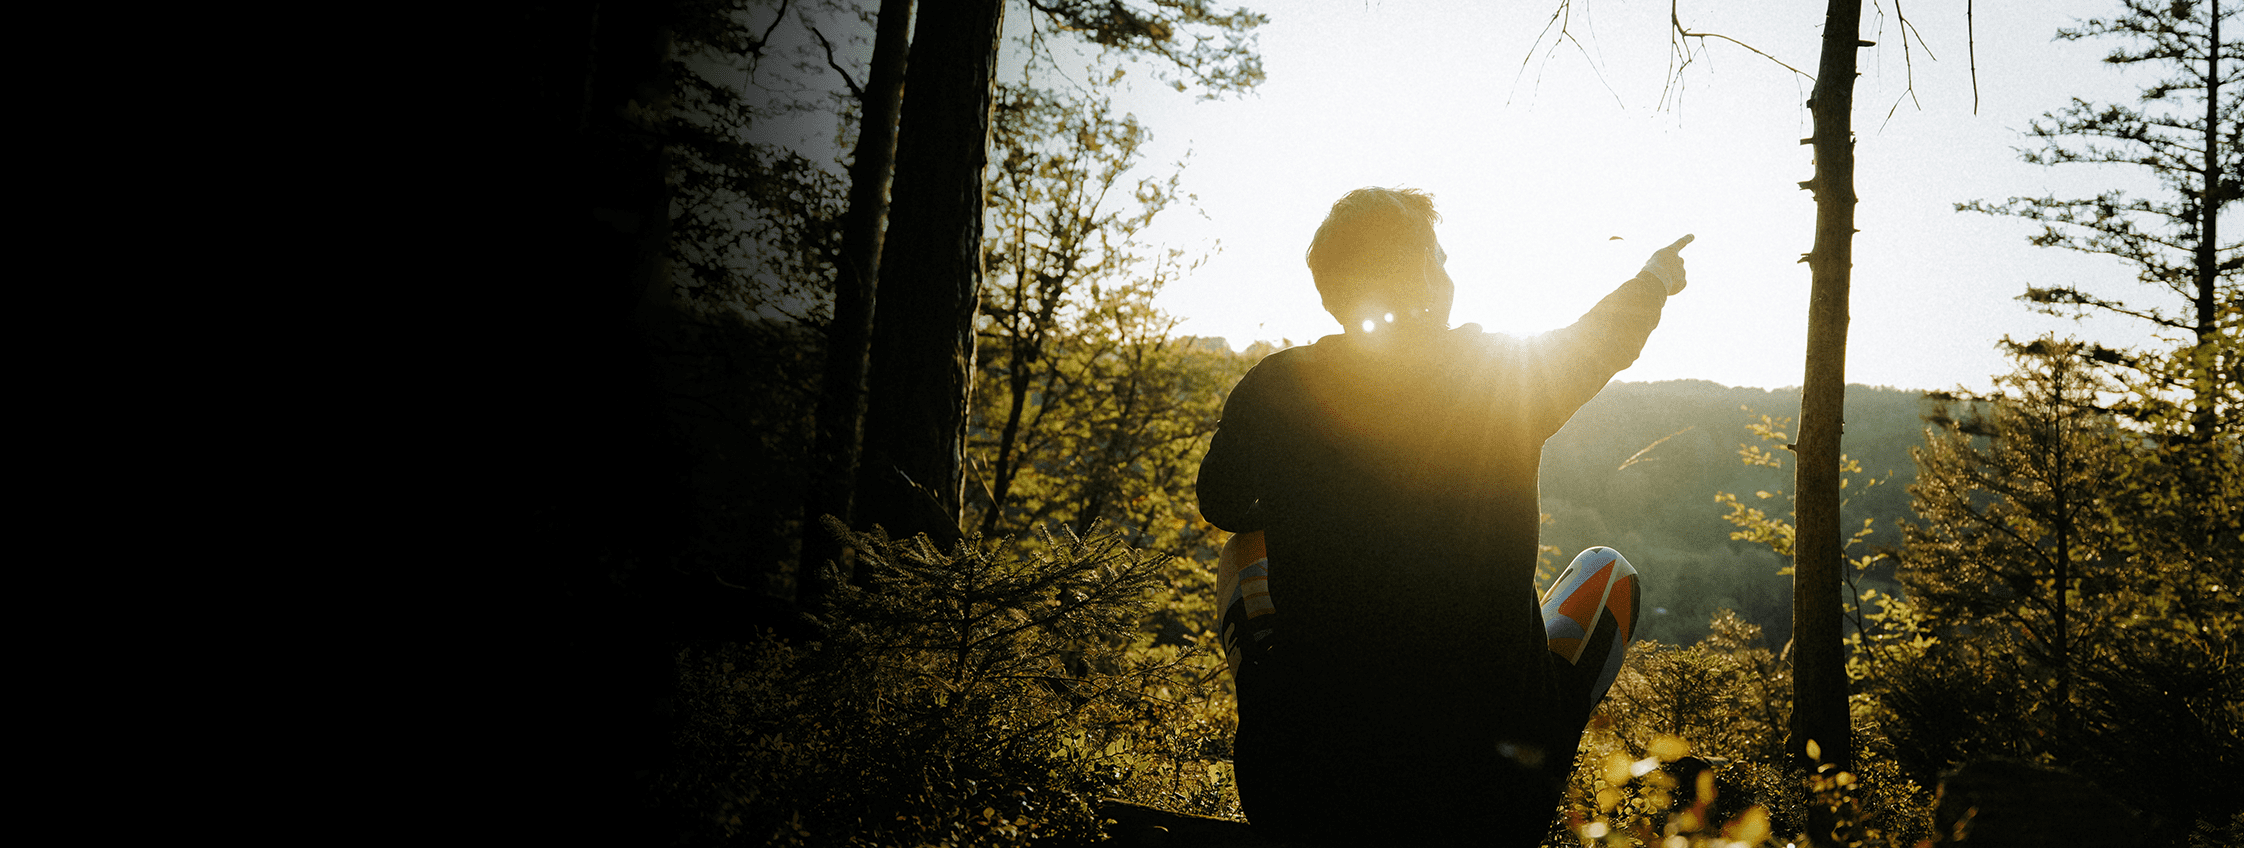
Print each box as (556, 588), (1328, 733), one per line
(1641, 234), (1695, 295)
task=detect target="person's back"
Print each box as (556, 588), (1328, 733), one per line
(1197, 187), (1692, 845)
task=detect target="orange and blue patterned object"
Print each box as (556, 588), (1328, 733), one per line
(1539, 546), (1640, 704)
(1217, 531), (1276, 677)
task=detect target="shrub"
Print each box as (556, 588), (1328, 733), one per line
(655, 521), (1234, 846)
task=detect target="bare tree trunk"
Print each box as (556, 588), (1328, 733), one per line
(857, 0), (1009, 548)
(2047, 351), (2075, 736)
(2193, 0), (2223, 439)
(981, 340), (1038, 535)
(801, 0), (914, 605)
(1794, 0), (1862, 840)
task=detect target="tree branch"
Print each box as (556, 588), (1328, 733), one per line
(806, 25), (865, 100)
(1670, 0), (1815, 81)
(1514, 0), (1626, 109)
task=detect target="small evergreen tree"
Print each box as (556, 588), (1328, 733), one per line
(1902, 338), (2127, 734)
(1888, 338), (2242, 846)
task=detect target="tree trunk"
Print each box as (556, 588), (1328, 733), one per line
(857, 0), (1009, 547)
(2193, 0), (2223, 439)
(1794, 0), (1861, 839)
(801, 0), (914, 605)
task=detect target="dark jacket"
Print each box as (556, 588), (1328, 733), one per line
(1194, 272), (1668, 843)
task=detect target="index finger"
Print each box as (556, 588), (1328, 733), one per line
(1666, 234), (1696, 252)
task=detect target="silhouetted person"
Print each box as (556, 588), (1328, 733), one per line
(1198, 187), (1692, 845)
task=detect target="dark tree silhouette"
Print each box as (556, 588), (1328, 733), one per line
(1959, 0), (2241, 439)
(802, 0), (914, 607)
(854, 0), (1012, 547)
(1791, 0), (1866, 809)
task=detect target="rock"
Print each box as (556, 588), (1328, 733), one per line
(1927, 759), (2142, 847)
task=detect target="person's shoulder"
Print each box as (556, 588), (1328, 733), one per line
(1249, 335), (1344, 369)
(1444, 323), (1517, 352)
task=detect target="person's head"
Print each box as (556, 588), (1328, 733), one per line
(1305, 187), (1454, 333)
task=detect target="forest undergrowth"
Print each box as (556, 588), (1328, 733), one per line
(657, 522), (1947, 847)
(656, 329), (2240, 848)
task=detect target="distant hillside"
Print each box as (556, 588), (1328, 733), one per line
(1539, 380), (1932, 647)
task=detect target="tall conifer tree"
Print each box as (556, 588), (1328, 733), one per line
(1959, 0), (2241, 438)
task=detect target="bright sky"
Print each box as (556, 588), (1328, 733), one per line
(1068, 0), (2186, 392)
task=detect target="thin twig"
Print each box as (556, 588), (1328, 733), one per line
(1618, 426), (1698, 471)
(1512, 0), (1626, 109)
(1673, 22), (1815, 81)
(806, 25), (865, 100)
(742, 0), (794, 87)
(1660, 0), (1814, 113)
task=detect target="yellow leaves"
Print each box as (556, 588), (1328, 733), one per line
(1648, 733), (1692, 761)
(1739, 444), (1787, 468)
(1603, 751), (1636, 786)
(1723, 805), (1771, 844)
(1744, 413), (1793, 445)
(1715, 490), (1800, 559)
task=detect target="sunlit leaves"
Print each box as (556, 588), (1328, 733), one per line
(1562, 609), (1938, 847)
(1878, 335), (2243, 843)
(660, 523), (1237, 845)
(971, 83), (1248, 568)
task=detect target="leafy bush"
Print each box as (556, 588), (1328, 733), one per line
(655, 521), (1236, 846)
(1552, 610), (1936, 848)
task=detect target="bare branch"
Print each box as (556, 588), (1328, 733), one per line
(1513, 0), (1626, 109)
(806, 25), (865, 101)
(1968, 0), (1980, 113)
(1618, 426), (1698, 471)
(1876, 0), (1937, 130)
(742, 0), (795, 85)
(1670, 0), (1815, 82)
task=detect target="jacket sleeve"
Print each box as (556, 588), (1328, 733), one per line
(1196, 363), (1272, 532)
(1516, 272), (1669, 440)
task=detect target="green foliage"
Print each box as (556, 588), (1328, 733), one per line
(634, 2), (1275, 841)
(1902, 339), (2125, 683)
(658, 521), (1238, 845)
(971, 81), (1251, 566)
(2110, 299), (2244, 439)
(1600, 612), (1791, 766)
(1713, 413), (1890, 567)
(1870, 337), (2244, 846)
(1709, 408), (1905, 665)
(625, 0), (1274, 599)
(1537, 381), (1927, 646)
(1553, 610), (1937, 848)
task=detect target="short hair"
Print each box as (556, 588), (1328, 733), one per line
(1305, 187), (1442, 322)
